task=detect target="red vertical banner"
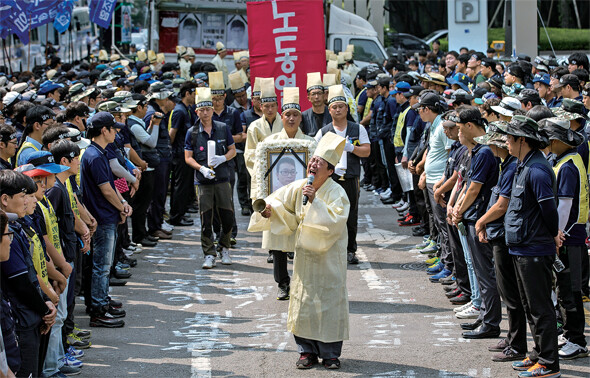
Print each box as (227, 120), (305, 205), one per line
(247, 0), (325, 111)
(158, 11), (179, 53)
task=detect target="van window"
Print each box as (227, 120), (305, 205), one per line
(334, 38), (342, 53)
(349, 38), (385, 63)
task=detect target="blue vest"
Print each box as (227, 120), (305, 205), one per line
(505, 150), (556, 247)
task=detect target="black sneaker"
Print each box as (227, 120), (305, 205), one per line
(296, 353), (318, 369)
(89, 311), (125, 328)
(347, 252), (359, 264)
(322, 358), (341, 369)
(120, 255), (137, 267)
(412, 226), (428, 237)
(108, 297), (123, 308)
(277, 286), (290, 300)
(491, 347), (526, 362)
(399, 215), (421, 227)
(107, 305), (126, 318)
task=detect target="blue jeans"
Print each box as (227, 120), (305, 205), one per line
(458, 226), (481, 309)
(91, 223), (117, 311)
(42, 270), (70, 376)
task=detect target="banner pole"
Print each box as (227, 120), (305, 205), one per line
(27, 13), (31, 71)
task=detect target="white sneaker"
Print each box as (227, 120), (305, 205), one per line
(202, 255), (216, 269)
(397, 202), (409, 212)
(455, 305), (480, 319)
(558, 340), (589, 359)
(453, 301), (473, 313)
(379, 188), (392, 199)
(123, 249), (134, 257)
(392, 199), (405, 208)
(162, 222), (174, 232)
(220, 248), (232, 265)
(558, 334), (568, 348)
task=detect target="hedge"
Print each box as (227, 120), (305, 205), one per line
(438, 28), (590, 52)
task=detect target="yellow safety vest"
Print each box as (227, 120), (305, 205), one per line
(553, 152), (589, 225)
(65, 178), (81, 218)
(355, 88), (373, 120)
(393, 107), (411, 148)
(27, 226), (49, 286)
(38, 197), (63, 256)
(15, 141), (40, 167)
(168, 110), (175, 130)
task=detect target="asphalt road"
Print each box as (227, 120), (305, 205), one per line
(77, 188), (590, 377)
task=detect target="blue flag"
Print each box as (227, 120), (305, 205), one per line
(54, 0), (77, 34)
(89, 0), (117, 29)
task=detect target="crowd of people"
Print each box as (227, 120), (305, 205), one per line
(0, 35), (588, 377)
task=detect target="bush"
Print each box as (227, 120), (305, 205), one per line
(436, 28), (589, 53)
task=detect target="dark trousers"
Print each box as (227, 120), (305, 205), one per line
(131, 169), (155, 243)
(491, 239), (527, 353)
(381, 139), (403, 200)
(294, 335), (343, 359)
(235, 152), (251, 210)
(361, 157), (371, 185)
(556, 245), (587, 347)
(465, 223), (501, 327)
(427, 184), (451, 269)
(170, 158), (194, 224)
(423, 185), (436, 240)
(412, 174), (427, 223)
(581, 245), (589, 297)
(369, 141), (388, 190)
(448, 223), (470, 297)
(271, 250), (290, 288)
(63, 259), (77, 337)
(214, 163), (237, 239)
(198, 182), (233, 256)
(333, 176), (359, 254)
(147, 160), (170, 233)
(16, 326), (40, 377)
(513, 254), (559, 371)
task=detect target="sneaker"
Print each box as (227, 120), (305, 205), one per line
(399, 215), (420, 226)
(58, 365), (81, 376)
(49, 372), (69, 377)
(67, 346), (84, 359)
(116, 261), (130, 270)
(161, 222), (174, 232)
(379, 188), (392, 198)
(415, 240), (431, 249)
(517, 363), (560, 377)
(443, 283), (458, 292)
(454, 301), (473, 313)
(347, 252), (359, 264)
(67, 333), (91, 349)
(221, 249), (232, 265)
(512, 357), (535, 371)
(429, 268), (451, 282)
(425, 256), (439, 265)
(89, 311), (125, 328)
(396, 201), (409, 212)
(426, 262), (443, 275)
(230, 238), (237, 246)
(73, 326), (91, 340)
(296, 353), (318, 369)
(557, 334), (568, 348)
(373, 188), (384, 195)
(558, 340), (589, 359)
(392, 199), (405, 208)
(322, 358), (341, 369)
(449, 293), (471, 305)
(267, 252), (274, 263)
(421, 240), (438, 254)
(62, 353), (83, 368)
(582, 295), (590, 303)
(202, 255), (216, 269)
(456, 306), (480, 319)
(277, 285), (290, 300)
(412, 226), (428, 237)
(488, 338), (509, 352)
(439, 275), (456, 285)
(492, 347), (526, 362)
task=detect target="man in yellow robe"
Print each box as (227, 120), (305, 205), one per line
(249, 132), (350, 369)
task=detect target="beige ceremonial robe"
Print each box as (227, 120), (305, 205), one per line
(244, 116), (283, 199)
(179, 58), (192, 80)
(211, 54), (229, 86)
(252, 128), (316, 252)
(248, 177), (350, 342)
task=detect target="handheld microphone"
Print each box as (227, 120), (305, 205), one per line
(302, 175), (315, 205)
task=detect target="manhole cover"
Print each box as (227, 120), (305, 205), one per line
(401, 262), (428, 271)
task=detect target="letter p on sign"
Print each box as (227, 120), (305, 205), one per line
(455, 0), (479, 23)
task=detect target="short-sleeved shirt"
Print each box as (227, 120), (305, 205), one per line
(499, 157), (518, 198)
(555, 155), (587, 246)
(425, 115), (454, 184)
(463, 144), (499, 222)
(46, 178), (77, 262)
(170, 102), (195, 158)
(80, 142), (120, 225)
(212, 105), (243, 151)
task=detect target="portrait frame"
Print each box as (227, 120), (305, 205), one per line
(254, 139), (317, 199)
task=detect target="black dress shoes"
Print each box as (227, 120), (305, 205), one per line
(462, 324), (501, 339)
(139, 238), (157, 247)
(460, 318), (482, 331)
(171, 218), (193, 226)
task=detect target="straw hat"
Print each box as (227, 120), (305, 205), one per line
(156, 53), (165, 64)
(148, 50), (157, 63)
(98, 49), (108, 61)
(137, 50), (147, 62)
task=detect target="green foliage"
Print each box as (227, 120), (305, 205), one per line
(435, 28), (589, 52)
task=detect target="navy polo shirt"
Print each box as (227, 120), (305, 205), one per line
(509, 162), (557, 256)
(463, 143), (499, 223)
(80, 142), (120, 225)
(499, 157), (518, 198)
(554, 153), (587, 246)
(46, 177), (77, 262)
(170, 102), (195, 158)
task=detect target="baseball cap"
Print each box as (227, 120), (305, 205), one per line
(516, 89), (542, 104)
(37, 83), (63, 96)
(412, 92), (445, 110)
(532, 73), (551, 86)
(66, 128), (91, 149)
(407, 85), (424, 97)
(447, 73), (472, 92)
(472, 87), (489, 105)
(364, 80), (378, 89)
(16, 163), (53, 178)
(447, 89), (474, 105)
(25, 151), (70, 174)
(2, 92), (21, 107)
(490, 97), (522, 117)
(389, 81), (411, 95)
(554, 74), (580, 89)
(87, 112), (124, 130)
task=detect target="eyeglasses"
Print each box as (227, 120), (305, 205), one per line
(279, 169), (296, 176)
(33, 179), (44, 186)
(2, 231), (13, 243)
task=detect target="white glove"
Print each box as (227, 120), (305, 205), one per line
(209, 155), (226, 168)
(199, 166), (215, 179)
(334, 165), (346, 176)
(344, 142), (354, 153)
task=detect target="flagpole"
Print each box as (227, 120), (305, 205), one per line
(27, 12), (31, 71)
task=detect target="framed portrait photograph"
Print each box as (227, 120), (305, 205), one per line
(253, 139), (317, 199)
